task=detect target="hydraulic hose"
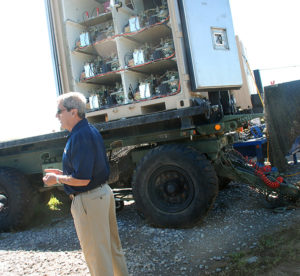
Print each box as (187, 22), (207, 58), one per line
(234, 150), (282, 189)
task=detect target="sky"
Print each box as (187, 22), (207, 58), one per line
(0, 0), (299, 141)
(230, 0), (300, 85)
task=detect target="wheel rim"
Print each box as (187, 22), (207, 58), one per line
(0, 191), (9, 216)
(148, 165), (195, 213)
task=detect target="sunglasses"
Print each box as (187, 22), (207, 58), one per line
(56, 108), (68, 115)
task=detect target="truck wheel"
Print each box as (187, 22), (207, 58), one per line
(132, 145), (218, 228)
(38, 190), (52, 204)
(0, 167), (36, 231)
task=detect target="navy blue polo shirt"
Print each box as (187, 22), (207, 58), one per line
(62, 118), (110, 195)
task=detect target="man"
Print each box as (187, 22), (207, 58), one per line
(43, 92), (129, 276)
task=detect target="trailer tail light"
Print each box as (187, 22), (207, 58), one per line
(215, 124), (221, 131)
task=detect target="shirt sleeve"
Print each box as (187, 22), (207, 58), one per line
(70, 132), (95, 180)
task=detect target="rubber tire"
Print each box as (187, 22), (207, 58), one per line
(132, 144), (218, 228)
(0, 167), (36, 231)
(38, 189), (52, 205)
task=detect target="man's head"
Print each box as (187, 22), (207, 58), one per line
(56, 92), (87, 131)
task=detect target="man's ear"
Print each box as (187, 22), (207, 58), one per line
(72, 109), (78, 117)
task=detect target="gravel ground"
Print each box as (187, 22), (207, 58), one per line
(1, 165), (300, 275)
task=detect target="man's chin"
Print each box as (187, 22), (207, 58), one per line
(59, 122), (65, 130)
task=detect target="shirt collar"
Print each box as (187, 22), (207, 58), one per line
(67, 118), (88, 138)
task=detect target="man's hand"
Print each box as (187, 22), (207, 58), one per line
(42, 169), (90, 187)
(43, 172), (59, 186)
(43, 169), (62, 186)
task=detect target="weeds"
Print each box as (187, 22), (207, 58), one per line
(48, 195), (63, 211)
(29, 192), (70, 229)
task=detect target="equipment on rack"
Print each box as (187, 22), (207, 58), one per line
(139, 82), (152, 99)
(95, 56), (111, 74)
(151, 38), (175, 59)
(79, 32), (91, 47)
(133, 45), (151, 65)
(123, 3), (169, 33)
(81, 54), (119, 80)
(124, 44), (151, 67)
(155, 71), (179, 95)
(75, 21), (114, 49)
(107, 53), (120, 71)
(84, 62), (96, 78)
(89, 94), (100, 110)
(128, 70), (179, 101)
(125, 38), (174, 67)
(93, 21), (115, 42)
(87, 83), (125, 111)
(129, 16), (141, 32)
(110, 83), (125, 104)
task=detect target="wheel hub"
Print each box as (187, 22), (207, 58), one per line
(0, 194), (8, 212)
(166, 181), (179, 195)
(149, 166), (195, 213)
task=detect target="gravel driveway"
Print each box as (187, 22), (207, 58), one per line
(1, 166), (300, 275)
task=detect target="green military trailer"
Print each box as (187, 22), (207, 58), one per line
(0, 105), (259, 231)
(1, 106), (299, 231)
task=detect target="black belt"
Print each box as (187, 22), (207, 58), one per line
(69, 184), (104, 200)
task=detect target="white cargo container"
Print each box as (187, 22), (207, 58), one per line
(48, 0), (242, 123)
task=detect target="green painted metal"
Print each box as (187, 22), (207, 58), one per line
(0, 112), (263, 178)
(3, 111), (297, 202)
(196, 113), (264, 136)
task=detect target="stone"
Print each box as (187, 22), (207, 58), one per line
(247, 256), (258, 264)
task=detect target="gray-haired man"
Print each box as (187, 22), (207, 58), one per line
(43, 92), (128, 276)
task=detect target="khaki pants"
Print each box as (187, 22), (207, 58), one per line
(71, 184), (129, 276)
